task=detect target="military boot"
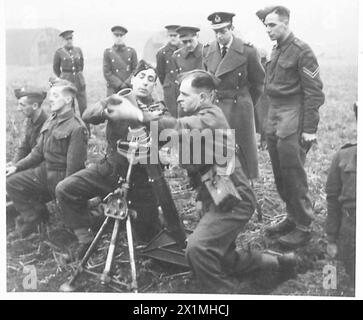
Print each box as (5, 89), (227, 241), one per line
(277, 252), (297, 278)
(265, 218), (296, 236)
(278, 227), (312, 248)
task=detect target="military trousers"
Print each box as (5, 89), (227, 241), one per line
(185, 194), (265, 294)
(6, 162), (65, 223)
(163, 83), (179, 118)
(55, 159), (161, 242)
(266, 132), (313, 227)
(75, 89), (87, 117)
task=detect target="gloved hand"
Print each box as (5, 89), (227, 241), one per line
(104, 96), (143, 122)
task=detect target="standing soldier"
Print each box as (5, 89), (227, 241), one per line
(156, 25), (182, 117)
(256, 6), (325, 248)
(173, 26), (203, 74)
(203, 12), (265, 179)
(6, 80), (88, 239)
(103, 25), (138, 96)
(53, 30), (87, 117)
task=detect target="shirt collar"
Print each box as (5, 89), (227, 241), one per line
(220, 35), (234, 53)
(53, 109), (74, 124)
(277, 32), (295, 51)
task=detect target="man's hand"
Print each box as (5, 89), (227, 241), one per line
(6, 165), (17, 177)
(327, 242), (338, 259)
(103, 97), (143, 122)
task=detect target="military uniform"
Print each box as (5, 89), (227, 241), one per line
(264, 32), (325, 233)
(53, 47), (87, 116)
(55, 96), (161, 242)
(203, 37), (265, 179)
(326, 143), (356, 282)
(103, 44), (138, 96)
(156, 42), (181, 117)
(172, 42), (203, 75)
(140, 102), (276, 293)
(7, 109), (88, 228)
(13, 109), (48, 163)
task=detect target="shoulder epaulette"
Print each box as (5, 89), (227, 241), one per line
(341, 143), (357, 149)
(292, 37), (308, 50)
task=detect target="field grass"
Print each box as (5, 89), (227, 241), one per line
(6, 57), (358, 295)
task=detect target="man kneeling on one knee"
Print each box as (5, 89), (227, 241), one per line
(103, 69), (296, 294)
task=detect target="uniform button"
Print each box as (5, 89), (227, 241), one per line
(128, 48), (131, 51)
(116, 69), (119, 72)
(112, 59), (115, 62)
(236, 86), (239, 89)
(72, 67), (75, 70)
(128, 58), (131, 61)
(216, 99), (219, 103)
(166, 60), (169, 64)
(179, 68), (182, 71)
(177, 54), (180, 57)
(170, 70), (174, 74)
(234, 99), (237, 103)
(163, 51), (166, 54)
(238, 73), (242, 76)
(63, 58), (66, 60)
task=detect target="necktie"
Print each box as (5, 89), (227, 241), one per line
(221, 46), (228, 58)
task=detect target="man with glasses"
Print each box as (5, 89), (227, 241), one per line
(103, 25), (138, 96)
(203, 13), (264, 180)
(53, 30), (87, 118)
(156, 25), (182, 117)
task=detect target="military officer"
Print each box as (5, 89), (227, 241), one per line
(256, 6), (325, 247)
(156, 25), (182, 117)
(172, 26), (203, 77)
(105, 70), (296, 294)
(55, 61), (162, 259)
(11, 87), (48, 164)
(53, 30), (87, 117)
(203, 12), (265, 180)
(325, 102), (357, 287)
(6, 80), (88, 239)
(103, 25), (138, 96)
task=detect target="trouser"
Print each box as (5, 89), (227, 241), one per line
(266, 132), (313, 227)
(338, 212), (356, 284)
(75, 89), (89, 132)
(55, 159), (161, 243)
(185, 194), (265, 294)
(6, 162), (65, 223)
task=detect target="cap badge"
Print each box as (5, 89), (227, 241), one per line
(214, 15), (221, 23)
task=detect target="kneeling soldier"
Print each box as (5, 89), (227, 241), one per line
(6, 80), (88, 239)
(105, 70), (296, 293)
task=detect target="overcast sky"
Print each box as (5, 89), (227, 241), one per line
(4, 0), (360, 60)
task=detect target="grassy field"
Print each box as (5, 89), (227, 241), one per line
(6, 57), (358, 295)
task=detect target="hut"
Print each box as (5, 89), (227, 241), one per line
(6, 28), (62, 66)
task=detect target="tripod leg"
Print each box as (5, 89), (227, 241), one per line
(100, 218), (121, 284)
(126, 212), (138, 292)
(59, 216), (110, 292)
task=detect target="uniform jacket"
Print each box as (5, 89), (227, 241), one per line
(203, 36), (265, 179)
(141, 102), (256, 206)
(172, 42), (203, 74)
(265, 32), (325, 135)
(325, 143), (356, 242)
(15, 109), (88, 177)
(13, 109), (48, 163)
(103, 44), (138, 94)
(53, 46), (86, 91)
(156, 42), (181, 86)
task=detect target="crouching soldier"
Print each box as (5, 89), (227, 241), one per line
(325, 102), (357, 287)
(104, 70), (296, 294)
(6, 80), (88, 239)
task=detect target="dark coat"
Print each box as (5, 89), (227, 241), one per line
(203, 37), (265, 179)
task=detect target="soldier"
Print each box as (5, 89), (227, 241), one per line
(6, 80), (88, 239)
(325, 102), (357, 287)
(53, 30), (87, 118)
(105, 70), (297, 294)
(172, 26), (203, 76)
(55, 61), (163, 259)
(203, 12), (265, 179)
(156, 25), (182, 117)
(11, 87), (48, 164)
(103, 25), (138, 96)
(256, 6), (325, 248)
